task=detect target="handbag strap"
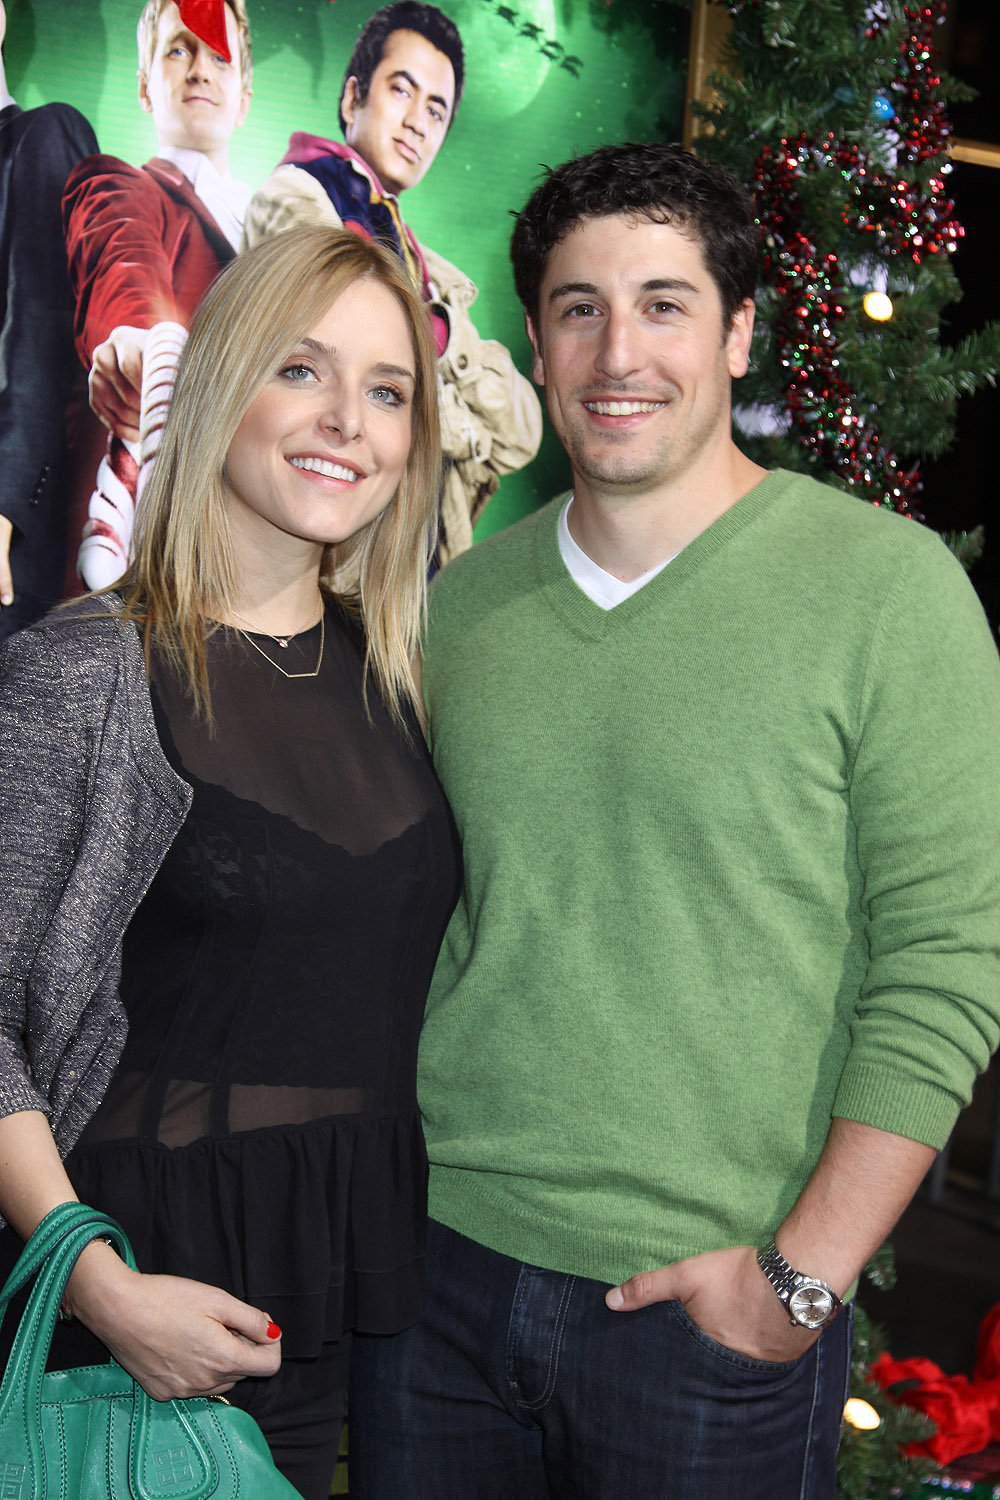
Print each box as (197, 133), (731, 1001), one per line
(0, 1202), (134, 1312)
(0, 1205), (222, 1500)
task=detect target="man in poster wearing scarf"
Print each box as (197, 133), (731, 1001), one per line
(245, 1), (542, 567)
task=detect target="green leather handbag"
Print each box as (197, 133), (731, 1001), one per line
(0, 1202), (302, 1498)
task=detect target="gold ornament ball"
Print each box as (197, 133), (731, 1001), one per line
(863, 291), (894, 322)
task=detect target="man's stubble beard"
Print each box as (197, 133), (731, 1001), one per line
(560, 384), (730, 500)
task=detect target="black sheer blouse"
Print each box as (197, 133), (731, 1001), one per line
(68, 606), (459, 1355)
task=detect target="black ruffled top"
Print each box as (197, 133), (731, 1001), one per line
(67, 606), (459, 1356)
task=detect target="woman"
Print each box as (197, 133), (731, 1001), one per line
(0, 227), (459, 1499)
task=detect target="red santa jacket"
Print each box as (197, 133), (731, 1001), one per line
(62, 154), (234, 366)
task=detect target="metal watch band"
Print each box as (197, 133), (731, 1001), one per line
(756, 1241), (843, 1330)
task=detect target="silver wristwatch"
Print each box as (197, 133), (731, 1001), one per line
(757, 1242), (843, 1330)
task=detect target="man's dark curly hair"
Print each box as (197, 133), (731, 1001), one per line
(338, 2), (465, 136)
(511, 142), (758, 326)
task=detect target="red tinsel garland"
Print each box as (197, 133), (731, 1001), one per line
(736, 0), (962, 511)
(871, 1304), (1000, 1466)
(751, 134), (921, 512)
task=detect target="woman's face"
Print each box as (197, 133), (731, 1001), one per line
(223, 277), (417, 558)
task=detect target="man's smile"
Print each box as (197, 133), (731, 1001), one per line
(583, 400), (665, 416)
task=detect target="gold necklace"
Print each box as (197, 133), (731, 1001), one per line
(231, 605), (320, 649)
(237, 612), (325, 680)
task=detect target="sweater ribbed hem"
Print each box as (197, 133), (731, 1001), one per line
(429, 1168), (754, 1287)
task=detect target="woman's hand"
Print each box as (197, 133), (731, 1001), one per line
(65, 1239), (282, 1401)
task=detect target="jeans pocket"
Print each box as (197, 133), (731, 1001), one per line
(666, 1298), (811, 1374)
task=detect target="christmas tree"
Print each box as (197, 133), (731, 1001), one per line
(838, 1278), (1000, 1500)
(688, 0), (1000, 520)
(838, 1253), (937, 1499)
(681, 4), (1000, 1492)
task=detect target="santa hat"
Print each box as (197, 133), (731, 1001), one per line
(178, 0), (231, 63)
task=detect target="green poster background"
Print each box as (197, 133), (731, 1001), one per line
(7, 0), (688, 535)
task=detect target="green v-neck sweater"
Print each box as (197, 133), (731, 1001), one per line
(419, 471), (1000, 1285)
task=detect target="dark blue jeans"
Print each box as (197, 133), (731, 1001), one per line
(349, 1219), (852, 1500)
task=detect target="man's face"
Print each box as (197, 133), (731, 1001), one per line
(525, 214), (754, 504)
(139, 1), (250, 170)
(342, 28), (455, 196)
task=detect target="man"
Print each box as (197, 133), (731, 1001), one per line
(0, 0), (97, 639)
(347, 142), (1000, 1498)
(244, 1), (541, 566)
(63, 0), (252, 588)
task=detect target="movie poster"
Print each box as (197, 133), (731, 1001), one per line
(5, 0), (688, 540)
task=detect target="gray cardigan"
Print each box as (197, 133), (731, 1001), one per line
(0, 597), (191, 1163)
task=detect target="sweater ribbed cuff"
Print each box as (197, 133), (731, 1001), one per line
(832, 1062), (960, 1151)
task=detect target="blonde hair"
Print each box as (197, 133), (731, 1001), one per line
(117, 227), (441, 728)
(137, 0), (253, 88)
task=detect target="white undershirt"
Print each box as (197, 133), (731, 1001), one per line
(557, 497), (674, 610)
(158, 145), (250, 252)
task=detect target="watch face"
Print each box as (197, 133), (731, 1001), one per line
(788, 1284), (834, 1329)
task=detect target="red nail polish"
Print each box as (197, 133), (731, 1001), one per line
(267, 1321), (281, 1340)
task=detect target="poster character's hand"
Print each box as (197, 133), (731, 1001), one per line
(89, 326), (148, 441)
(0, 515), (13, 607)
(65, 1239), (282, 1401)
(606, 1244), (820, 1364)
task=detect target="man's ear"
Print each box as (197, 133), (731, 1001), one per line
(726, 298), (755, 380)
(138, 70), (153, 115)
(342, 76), (360, 133)
(235, 86), (251, 129)
(525, 310), (545, 387)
